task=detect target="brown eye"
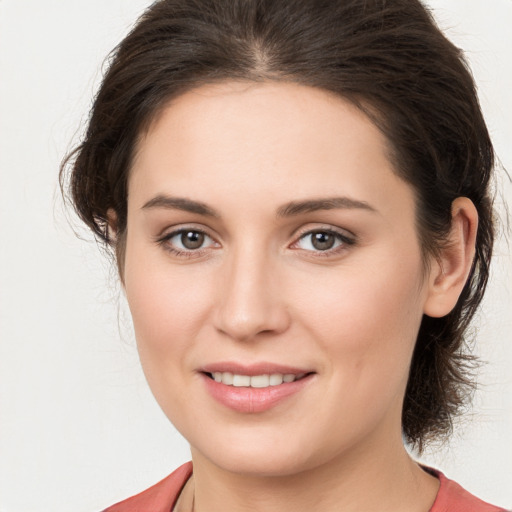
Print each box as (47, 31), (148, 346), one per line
(161, 229), (217, 254)
(294, 229), (354, 253)
(181, 230), (205, 249)
(310, 231), (336, 250)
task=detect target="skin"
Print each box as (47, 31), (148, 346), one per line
(119, 80), (477, 512)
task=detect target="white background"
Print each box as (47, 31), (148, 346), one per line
(0, 1), (511, 510)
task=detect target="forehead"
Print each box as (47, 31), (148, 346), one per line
(129, 80), (414, 220)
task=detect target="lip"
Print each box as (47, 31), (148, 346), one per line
(199, 362), (315, 413)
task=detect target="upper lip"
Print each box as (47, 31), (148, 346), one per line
(199, 362), (314, 376)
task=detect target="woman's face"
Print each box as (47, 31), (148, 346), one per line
(123, 81), (433, 476)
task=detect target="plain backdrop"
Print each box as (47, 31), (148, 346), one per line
(0, 1), (511, 511)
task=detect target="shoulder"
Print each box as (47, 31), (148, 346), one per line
(101, 462), (193, 512)
(427, 467), (508, 512)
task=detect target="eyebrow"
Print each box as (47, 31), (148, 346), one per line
(276, 197), (377, 217)
(141, 195), (376, 218)
(142, 195), (219, 217)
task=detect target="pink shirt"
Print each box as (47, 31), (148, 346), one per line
(102, 462), (507, 511)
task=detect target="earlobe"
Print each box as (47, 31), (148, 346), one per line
(423, 197), (478, 318)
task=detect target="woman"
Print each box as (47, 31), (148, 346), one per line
(60, 0), (507, 510)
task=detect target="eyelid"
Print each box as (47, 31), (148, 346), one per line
(292, 224), (356, 243)
(155, 220), (209, 237)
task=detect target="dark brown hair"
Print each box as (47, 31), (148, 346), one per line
(61, 0), (494, 451)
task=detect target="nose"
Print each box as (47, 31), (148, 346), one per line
(213, 247), (291, 342)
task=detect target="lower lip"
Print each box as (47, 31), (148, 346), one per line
(202, 373), (314, 413)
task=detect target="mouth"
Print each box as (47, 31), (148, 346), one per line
(204, 371), (310, 388)
(199, 363), (315, 413)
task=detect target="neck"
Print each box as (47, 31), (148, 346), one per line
(188, 430), (439, 512)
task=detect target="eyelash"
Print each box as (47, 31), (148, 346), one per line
(155, 226), (356, 259)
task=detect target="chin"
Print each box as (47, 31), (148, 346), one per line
(188, 420), (355, 480)
(204, 449), (314, 478)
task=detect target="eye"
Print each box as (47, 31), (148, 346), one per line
(159, 228), (218, 254)
(294, 229), (354, 252)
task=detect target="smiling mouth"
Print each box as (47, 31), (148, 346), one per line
(205, 372), (310, 388)
(201, 368), (315, 412)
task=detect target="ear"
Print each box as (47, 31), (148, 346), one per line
(106, 208), (118, 243)
(423, 197), (478, 318)
(106, 208), (126, 285)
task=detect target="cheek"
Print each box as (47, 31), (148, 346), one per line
(123, 256), (216, 424)
(123, 243), (213, 364)
(292, 256), (426, 382)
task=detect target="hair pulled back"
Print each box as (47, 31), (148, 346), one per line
(61, 0), (495, 451)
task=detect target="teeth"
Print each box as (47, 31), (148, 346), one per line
(233, 374), (251, 387)
(222, 372), (234, 385)
(250, 375), (270, 388)
(210, 372), (305, 388)
(269, 373), (283, 386)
